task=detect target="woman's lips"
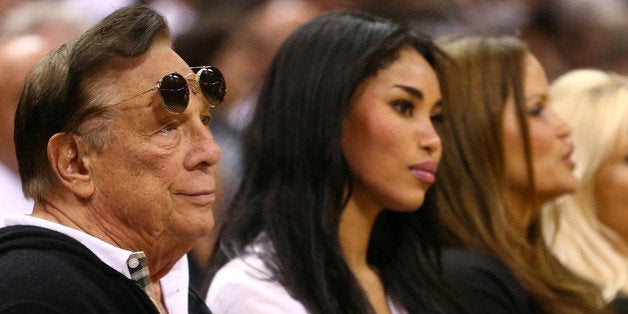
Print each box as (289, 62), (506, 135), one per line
(409, 161), (438, 184)
(563, 154), (576, 170)
(563, 145), (576, 170)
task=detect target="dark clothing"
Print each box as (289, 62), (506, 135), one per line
(442, 247), (542, 314)
(612, 294), (628, 314)
(0, 225), (210, 314)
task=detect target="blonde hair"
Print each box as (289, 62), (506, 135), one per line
(543, 69), (628, 301)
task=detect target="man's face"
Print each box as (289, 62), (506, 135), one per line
(85, 41), (221, 249)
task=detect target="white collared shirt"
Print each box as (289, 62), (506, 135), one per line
(1, 214), (190, 314)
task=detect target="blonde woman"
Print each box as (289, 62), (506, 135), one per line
(543, 69), (628, 311)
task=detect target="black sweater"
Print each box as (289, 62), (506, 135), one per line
(441, 247), (542, 314)
(0, 225), (210, 314)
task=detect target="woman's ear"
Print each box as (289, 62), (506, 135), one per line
(47, 133), (94, 199)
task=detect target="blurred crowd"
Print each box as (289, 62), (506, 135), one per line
(0, 0), (626, 295)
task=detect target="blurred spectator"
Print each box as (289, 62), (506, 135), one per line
(145, 0), (200, 36)
(543, 69), (628, 310)
(522, 0), (628, 80)
(215, 0), (323, 132)
(1, 0), (90, 42)
(0, 0), (89, 216)
(59, 0), (135, 23)
(0, 0), (24, 17)
(60, 0), (200, 37)
(0, 36), (54, 215)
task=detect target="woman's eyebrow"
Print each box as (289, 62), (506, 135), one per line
(526, 94), (548, 103)
(393, 84), (424, 100)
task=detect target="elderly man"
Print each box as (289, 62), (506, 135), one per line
(0, 5), (222, 313)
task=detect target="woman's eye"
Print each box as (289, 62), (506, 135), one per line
(430, 104), (444, 124)
(391, 99), (414, 116)
(527, 103), (545, 116)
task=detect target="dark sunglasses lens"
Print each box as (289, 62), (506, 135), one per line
(198, 67), (226, 106)
(159, 73), (189, 113)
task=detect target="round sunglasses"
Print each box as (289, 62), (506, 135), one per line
(113, 66), (226, 114)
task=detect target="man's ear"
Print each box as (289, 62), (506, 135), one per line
(47, 133), (95, 199)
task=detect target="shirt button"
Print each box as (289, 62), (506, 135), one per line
(128, 257), (140, 268)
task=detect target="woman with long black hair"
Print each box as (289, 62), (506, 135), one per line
(205, 11), (464, 314)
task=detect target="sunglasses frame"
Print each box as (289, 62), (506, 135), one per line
(110, 65), (226, 114)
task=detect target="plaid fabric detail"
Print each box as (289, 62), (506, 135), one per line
(127, 252), (150, 291)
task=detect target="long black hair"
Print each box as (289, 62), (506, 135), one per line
(207, 11), (464, 313)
